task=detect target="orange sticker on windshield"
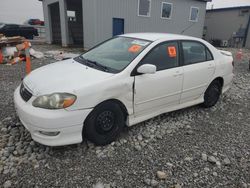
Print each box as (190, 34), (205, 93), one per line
(168, 46), (177, 58)
(128, 45), (142, 53)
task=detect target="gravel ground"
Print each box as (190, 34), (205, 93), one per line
(0, 45), (249, 188)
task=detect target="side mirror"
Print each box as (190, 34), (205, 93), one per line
(137, 64), (157, 74)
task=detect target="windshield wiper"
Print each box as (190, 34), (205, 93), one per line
(75, 56), (117, 73)
(76, 56), (95, 68)
(86, 59), (110, 72)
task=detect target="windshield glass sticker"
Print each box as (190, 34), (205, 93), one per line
(128, 45), (142, 53)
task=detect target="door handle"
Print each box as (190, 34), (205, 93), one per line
(208, 64), (214, 69)
(173, 71), (183, 77)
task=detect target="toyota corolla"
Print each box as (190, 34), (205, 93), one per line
(14, 33), (234, 146)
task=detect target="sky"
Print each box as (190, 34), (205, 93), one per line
(0, 0), (44, 24)
(207, 0), (250, 9)
(0, 0), (249, 24)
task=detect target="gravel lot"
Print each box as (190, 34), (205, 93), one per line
(0, 45), (249, 188)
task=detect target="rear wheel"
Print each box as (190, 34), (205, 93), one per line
(83, 101), (125, 146)
(203, 80), (222, 108)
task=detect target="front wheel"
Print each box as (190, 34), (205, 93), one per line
(83, 101), (125, 146)
(203, 80), (222, 108)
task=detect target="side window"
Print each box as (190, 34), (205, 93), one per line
(141, 42), (179, 71)
(206, 48), (213, 61)
(138, 0), (151, 17)
(182, 41), (206, 65)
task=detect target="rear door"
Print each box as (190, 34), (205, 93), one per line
(180, 41), (215, 103)
(133, 41), (183, 116)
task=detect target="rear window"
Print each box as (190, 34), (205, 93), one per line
(182, 41), (206, 65)
(182, 41), (213, 65)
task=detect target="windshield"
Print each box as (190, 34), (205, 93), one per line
(79, 37), (151, 73)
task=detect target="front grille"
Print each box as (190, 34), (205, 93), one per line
(20, 83), (32, 102)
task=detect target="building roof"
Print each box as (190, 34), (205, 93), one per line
(207, 6), (250, 12)
(121, 33), (199, 42)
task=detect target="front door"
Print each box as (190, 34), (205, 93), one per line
(134, 41), (183, 116)
(113, 18), (124, 36)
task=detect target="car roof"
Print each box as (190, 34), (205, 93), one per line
(121, 33), (200, 42)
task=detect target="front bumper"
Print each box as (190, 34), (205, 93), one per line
(14, 86), (92, 146)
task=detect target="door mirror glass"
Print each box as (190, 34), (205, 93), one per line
(137, 64), (156, 74)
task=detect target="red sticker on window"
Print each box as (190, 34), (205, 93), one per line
(168, 46), (177, 58)
(128, 45), (142, 53)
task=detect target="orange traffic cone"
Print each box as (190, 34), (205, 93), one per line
(0, 49), (3, 64)
(236, 49), (243, 61)
(16, 41), (32, 74)
(24, 41), (31, 74)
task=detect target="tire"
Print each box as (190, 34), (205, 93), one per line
(203, 80), (222, 108)
(83, 101), (125, 146)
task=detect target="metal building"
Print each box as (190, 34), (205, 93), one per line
(40, 0), (210, 49)
(204, 6), (250, 48)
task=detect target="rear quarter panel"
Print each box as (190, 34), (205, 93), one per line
(210, 46), (234, 90)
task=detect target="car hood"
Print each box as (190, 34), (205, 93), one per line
(23, 59), (114, 96)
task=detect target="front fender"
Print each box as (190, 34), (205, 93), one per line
(67, 76), (134, 115)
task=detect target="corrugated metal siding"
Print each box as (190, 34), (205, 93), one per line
(83, 0), (206, 48)
(82, 0), (98, 48)
(205, 9), (250, 41)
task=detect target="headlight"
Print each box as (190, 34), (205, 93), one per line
(32, 93), (76, 109)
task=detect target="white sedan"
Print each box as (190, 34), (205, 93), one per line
(14, 33), (234, 146)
